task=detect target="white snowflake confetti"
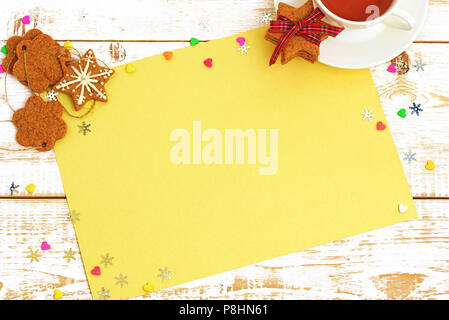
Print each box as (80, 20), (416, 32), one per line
(403, 150), (417, 164)
(157, 266), (172, 282)
(100, 253), (114, 268)
(237, 43), (251, 55)
(413, 59), (426, 72)
(45, 89), (59, 101)
(97, 287), (111, 300)
(114, 273), (128, 288)
(260, 11), (273, 25)
(361, 108), (375, 121)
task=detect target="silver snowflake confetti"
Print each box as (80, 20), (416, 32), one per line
(45, 89), (59, 101)
(403, 150), (417, 164)
(361, 108), (375, 121)
(260, 11), (273, 25)
(157, 266), (172, 282)
(413, 59), (426, 72)
(237, 43), (251, 55)
(78, 122), (91, 136)
(100, 253), (114, 268)
(97, 287), (111, 300)
(409, 102), (423, 116)
(114, 273), (128, 288)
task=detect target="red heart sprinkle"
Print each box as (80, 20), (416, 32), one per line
(376, 121), (387, 131)
(203, 58), (213, 68)
(91, 266), (101, 276)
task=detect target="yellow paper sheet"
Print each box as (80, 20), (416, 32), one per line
(54, 28), (417, 300)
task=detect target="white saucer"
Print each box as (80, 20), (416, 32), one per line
(272, 0), (428, 69)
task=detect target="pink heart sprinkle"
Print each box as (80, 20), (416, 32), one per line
(21, 16), (31, 24)
(203, 58), (213, 68)
(387, 64), (397, 73)
(91, 266), (101, 276)
(41, 241), (51, 250)
(376, 121), (387, 131)
(236, 37), (246, 46)
(0, 64), (4, 74)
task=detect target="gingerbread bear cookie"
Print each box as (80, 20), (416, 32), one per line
(13, 96), (67, 151)
(12, 33), (72, 93)
(1, 29), (43, 83)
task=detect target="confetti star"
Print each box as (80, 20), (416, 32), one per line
(78, 122), (91, 136)
(409, 102), (423, 116)
(69, 210), (80, 224)
(413, 59), (426, 72)
(100, 253), (114, 268)
(45, 89), (59, 102)
(26, 249), (42, 263)
(97, 287), (111, 300)
(260, 11), (273, 25)
(157, 266), (172, 282)
(361, 108), (375, 121)
(114, 273), (128, 288)
(237, 43), (251, 55)
(403, 150), (417, 164)
(63, 248), (77, 262)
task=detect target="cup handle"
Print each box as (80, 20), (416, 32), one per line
(389, 8), (416, 30)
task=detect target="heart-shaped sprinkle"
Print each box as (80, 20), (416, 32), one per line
(203, 58), (213, 68)
(125, 63), (136, 74)
(376, 121), (386, 131)
(425, 160), (435, 171)
(26, 184), (35, 194)
(91, 266), (101, 276)
(163, 51), (173, 61)
(53, 289), (64, 300)
(1, 45), (7, 55)
(21, 16), (31, 24)
(63, 41), (73, 50)
(41, 241), (51, 251)
(398, 204), (409, 214)
(397, 108), (407, 118)
(142, 282), (155, 293)
(236, 37), (246, 46)
(387, 64), (397, 73)
(190, 37), (200, 46)
(0, 65), (4, 74)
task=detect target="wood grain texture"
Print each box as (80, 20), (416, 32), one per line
(0, 0), (448, 300)
(1, 199), (448, 300)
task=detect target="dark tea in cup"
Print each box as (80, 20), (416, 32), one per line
(321, 0), (394, 22)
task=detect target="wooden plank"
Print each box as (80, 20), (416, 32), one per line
(1, 42), (448, 197)
(0, 0), (446, 42)
(1, 198), (448, 300)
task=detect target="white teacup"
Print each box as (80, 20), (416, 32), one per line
(314, 0), (416, 30)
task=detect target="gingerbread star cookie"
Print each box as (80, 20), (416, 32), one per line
(265, 0), (325, 64)
(54, 49), (114, 111)
(13, 96), (67, 151)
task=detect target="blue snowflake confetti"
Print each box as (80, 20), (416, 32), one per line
(9, 182), (19, 196)
(78, 122), (92, 136)
(409, 103), (423, 116)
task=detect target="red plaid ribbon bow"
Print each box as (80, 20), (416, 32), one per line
(268, 8), (344, 66)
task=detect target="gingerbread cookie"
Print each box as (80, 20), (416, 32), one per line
(12, 96), (67, 151)
(12, 33), (72, 93)
(54, 49), (114, 111)
(1, 29), (43, 81)
(265, 1), (323, 64)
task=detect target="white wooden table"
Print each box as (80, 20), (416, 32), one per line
(1, 0), (449, 300)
